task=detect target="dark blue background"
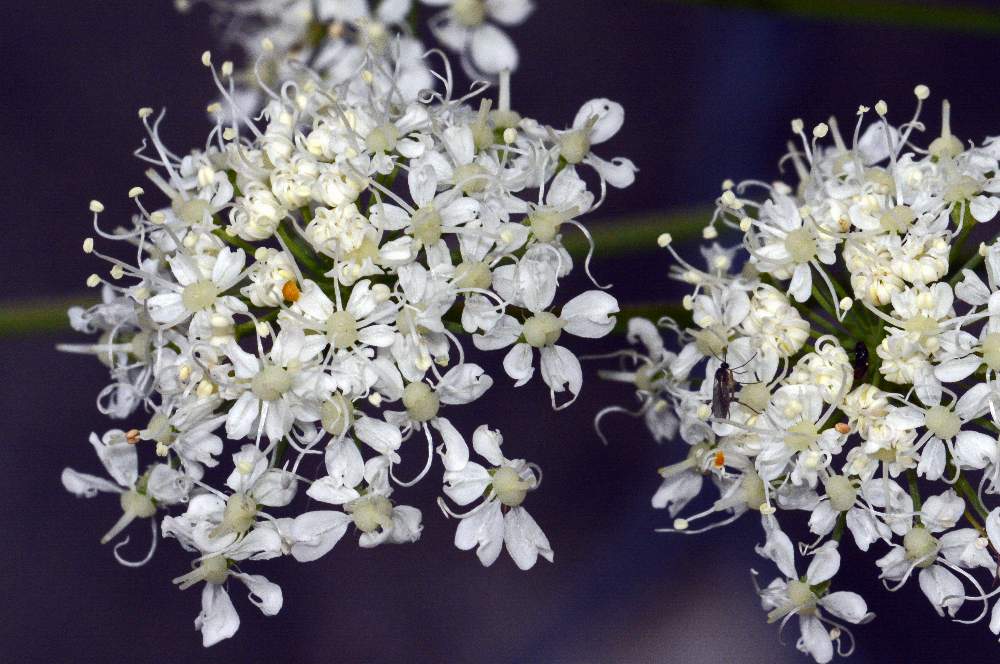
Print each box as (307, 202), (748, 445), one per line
(3, 1), (1000, 662)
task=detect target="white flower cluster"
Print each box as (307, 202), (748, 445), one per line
(61, 41), (633, 646)
(176, 0), (534, 113)
(601, 87), (1000, 662)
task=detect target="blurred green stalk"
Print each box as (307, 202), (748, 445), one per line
(667, 0), (1000, 34)
(0, 207), (708, 338)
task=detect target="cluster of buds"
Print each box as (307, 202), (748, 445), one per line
(175, 0), (535, 114)
(61, 25), (633, 645)
(601, 87), (1000, 662)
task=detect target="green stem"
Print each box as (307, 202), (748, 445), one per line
(564, 208), (711, 258)
(955, 472), (990, 521)
(664, 1), (1000, 35)
(906, 469), (922, 515)
(0, 296), (93, 338)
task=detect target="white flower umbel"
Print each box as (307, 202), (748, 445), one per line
(599, 88), (1000, 660)
(62, 36), (630, 646)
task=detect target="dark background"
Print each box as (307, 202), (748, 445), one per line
(3, 1), (1000, 662)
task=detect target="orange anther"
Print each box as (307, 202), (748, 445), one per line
(282, 280), (301, 303)
(125, 429), (141, 445)
(834, 422), (851, 435)
(713, 450), (725, 468)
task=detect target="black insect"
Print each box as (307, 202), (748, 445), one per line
(853, 341), (869, 384)
(711, 354), (757, 419)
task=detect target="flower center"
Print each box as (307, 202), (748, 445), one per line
(453, 163), (488, 194)
(904, 526), (939, 567)
(493, 465), (529, 507)
(943, 175), (980, 203)
(693, 324), (728, 358)
(784, 228), (817, 263)
(321, 393), (354, 436)
(403, 381), (440, 422)
(523, 312), (563, 347)
(925, 405), (960, 440)
(739, 382), (771, 413)
(982, 332), (1000, 371)
(181, 279), (219, 312)
(208, 493), (258, 540)
(879, 205), (915, 233)
(326, 310), (359, 349)
(785, 421), (818, 452)
(251, 364), (293, 401)
(454, 260), (492, 290)
(366, 122), (399, 153)
(172, 197), (211, 225)
(453, 0), (486, 26)
(350, 494), (394, 533)
(786, 580), (816, 610)
(559, 129), (591, 164)
(411, 206), (443, 245)
(529, 208), (567, 242)
(825, 475), (857, 512)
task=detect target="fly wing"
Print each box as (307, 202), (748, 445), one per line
(712, 368), (733, 419)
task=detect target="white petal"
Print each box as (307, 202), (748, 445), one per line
(798, 615), (834, 664)
(433, 417), (470, 471)
(805, 542), (840, 584)
(561, 290), (618, 338)
(539, 345), (582, 396)
(290, 511), (353, 562)
(61, 468), (122, 497)
(820, 591), (871, 624)
(231, 573), (283, 616)
(195, 584), (240, 648)
(503, 343), (535, 386)
(918, 565), (965, 617)
(503, 506), (553, 570)
(573, 98), (624, 144)
(469, 24), (518, 74)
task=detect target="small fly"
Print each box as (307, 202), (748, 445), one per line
(712, 353), (757, 419)
(853, 341), (869, 384)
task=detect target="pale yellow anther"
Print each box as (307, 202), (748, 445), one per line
(503, 127), (517, 144)
(110, 265), (125, 280)
(128, 186), (144, 198)
(86, 274), (101, 288)
(839, 297), (853, 311)
(812, 123), (829, 138)
(256, 322), (271, 338)
(222, 128), (237, 141)
(261, 37), (274, 52)
(875, 100), (888, 116)
(221, 61), (233, 77)
(657, 233), (673, 247)
(196, 379), (216, 398)
(201, 51), (212, 67)
(150, 211), (166, 224)
(138, 107), (154, 119)
(702, 226), (718, 240)
(82, 238), (94, 254)
(89, 200), (105, 213)
(914, 84), (930, 101)
(207, 102), (222, 114)
(790, 118), (804, 134)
